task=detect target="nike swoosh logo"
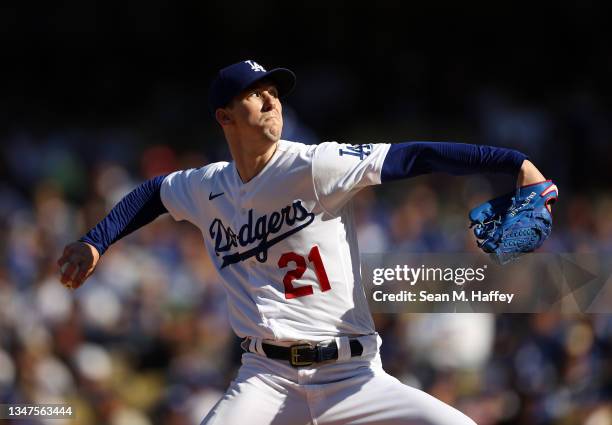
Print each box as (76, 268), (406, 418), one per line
(209, 191), (225, 200)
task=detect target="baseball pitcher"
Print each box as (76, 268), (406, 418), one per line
(58, 60), (556, 425)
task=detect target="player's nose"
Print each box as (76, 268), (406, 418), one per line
(260, 91), (277, 112)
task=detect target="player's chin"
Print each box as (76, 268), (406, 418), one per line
(262, 123), (282, 142)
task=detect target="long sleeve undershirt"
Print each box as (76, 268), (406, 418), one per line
(80, 174), (168, 255)
(381, 142), (526, 182)
(80, 142), (527, 256)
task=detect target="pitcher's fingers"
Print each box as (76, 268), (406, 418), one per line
(62, 244), (75, 256)
(60, 263), (79, 285)
(73, 266), (90, 288)
(57, 253), (70, 267)
(57, 243), (78, 265)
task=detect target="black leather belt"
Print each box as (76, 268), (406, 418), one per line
(250, 339), (364, 367)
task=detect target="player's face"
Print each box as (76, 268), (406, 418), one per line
(224, 81), (283, 143)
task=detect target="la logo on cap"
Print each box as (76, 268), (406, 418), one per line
(245, 60), (266, 72)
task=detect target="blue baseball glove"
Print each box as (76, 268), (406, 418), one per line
(469, 180), (559, 264)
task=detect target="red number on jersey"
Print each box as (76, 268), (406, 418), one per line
(307, 245), (331, 292)
(277, 245), (331, 299)
(277, 252), (313, 299)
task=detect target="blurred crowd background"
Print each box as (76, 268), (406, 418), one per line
(1, 3), (611, 425)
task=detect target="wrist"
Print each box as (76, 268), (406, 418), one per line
(517, 160), (546, 187)
(80, 240), (101, 261)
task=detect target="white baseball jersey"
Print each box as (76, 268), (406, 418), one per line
(160, 139), (391, 342)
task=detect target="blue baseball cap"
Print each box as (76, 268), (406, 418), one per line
(208, 60), (296, 113)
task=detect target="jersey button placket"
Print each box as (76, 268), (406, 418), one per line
(234, 189), (251, 264)
(240, 189), (250, 216)
(230, 188), (244, 228)
(240, 195), (254, 263)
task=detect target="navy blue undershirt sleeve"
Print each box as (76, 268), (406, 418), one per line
(80, 174), (169, 255)
(381, 142), (527, 182)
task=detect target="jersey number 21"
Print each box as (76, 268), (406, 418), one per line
(277, 245), (331, 299)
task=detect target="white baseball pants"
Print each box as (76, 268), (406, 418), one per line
(201, 335), (476, 425)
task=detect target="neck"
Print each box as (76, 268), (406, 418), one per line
(227, 137), (279, 183)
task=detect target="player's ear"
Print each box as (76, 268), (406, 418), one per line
(215, 108), (233, 126)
